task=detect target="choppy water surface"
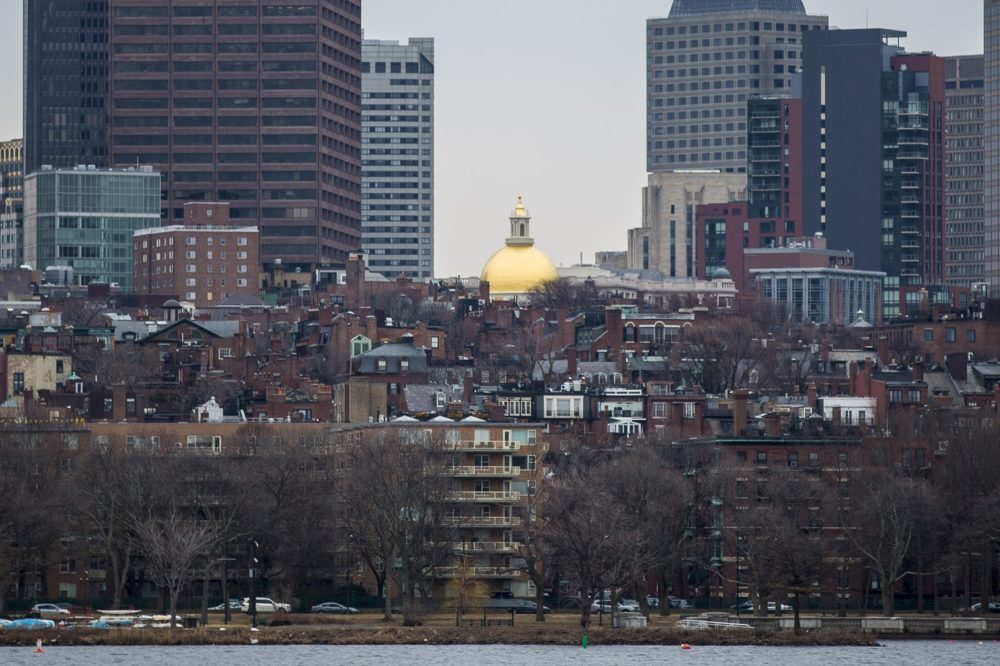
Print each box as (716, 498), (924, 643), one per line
(1, 642), (998, 665)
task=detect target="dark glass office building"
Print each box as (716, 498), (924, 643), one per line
(108, 0), (363, 274)
(23, 0), (110, 173)
(802, 29), (946, 319)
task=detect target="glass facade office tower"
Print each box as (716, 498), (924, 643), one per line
(985, 1), (1000, 291)
(0, 139), (24, 269)
(23, 0), (110, 173)
(944, 55), (985, 289)
(24, 166), (161, 289)
(361, 38), (435, 280)
(108, 0), (363, 275)
(647, 0), (827, 173)
(802, 30), (947, 319)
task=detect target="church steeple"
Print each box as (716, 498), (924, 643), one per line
(507, 195), (533, 246)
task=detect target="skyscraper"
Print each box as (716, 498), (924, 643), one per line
(646, 0), (827, 173)
(23, 0), (110, 173)
(0, 139), (24, 269)
(802, 30), (947, 319)
(108, 0), (363, 275)
(985, 1), (1000, 291)
(944, 55), (985, 289)
(361, 38), (435, 280)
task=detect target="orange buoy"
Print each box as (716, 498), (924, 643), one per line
(34, 638), (43, 653)
(681, 643), (691, 650)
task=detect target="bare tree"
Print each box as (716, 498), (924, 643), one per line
(340, 429), (454, 626)
(843, 467), (931, 616)
(543, 463), (644, 629)
(680, 314), (767, 393)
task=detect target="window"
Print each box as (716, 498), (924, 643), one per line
(736, 450), (747, 463)
(788, 452), (798, 468)
(400, 359), (410, 372)
(756, 451), (768, 466)
(56, 360), (64, 374)
(808, 451), (820, 467)
(653, 402), (669, 419)
(923, 329), (934, 342)
(12, 372), (24, 395)
(946, 327), (957, 343)
(59, 558), (77, 574)
(683, 402), (696, 419)
(238, 237), (248, 246)
(967, 330), (977, 342)
(218, 348), (233, 359)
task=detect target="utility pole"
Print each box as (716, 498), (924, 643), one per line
(249, 539), (259, 628)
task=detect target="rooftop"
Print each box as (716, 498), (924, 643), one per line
(668, 0), (807, 18)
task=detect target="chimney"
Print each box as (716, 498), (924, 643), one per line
(733, 389), (750, 437)
(806, 383), (818, 408)
(945, 352), (968, 382)
(462, 373), (474, 404)
(911, 361), (925, 382)
(566, 347), (578, 378)
(832, 406), (842, 429)
(112, 382), (126, 421)
(764, 412), (781, 438)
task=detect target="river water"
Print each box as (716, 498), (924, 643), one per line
(1, 642), (999, 666)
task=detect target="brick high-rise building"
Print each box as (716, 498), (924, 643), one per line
(133, 202), (260, 307)
(984, 1), (1000, 291)
(23, 1), (110, 173)
(108, 0), (363, 276)
(944, 55), (985, 289)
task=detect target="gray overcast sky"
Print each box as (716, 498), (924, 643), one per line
(0, 1), (984, 278)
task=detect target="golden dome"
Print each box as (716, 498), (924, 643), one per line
(481, 244), (558, 295)
(481, 195), (558, 297)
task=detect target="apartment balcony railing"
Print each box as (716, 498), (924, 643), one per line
(447, 491), (522, 503)
(453, 541), (521, 554)
(434, 566), (519, 579)
(447, 466), (521, 477)
(443, 440), (527, 452)
(443, 516), (521, 528)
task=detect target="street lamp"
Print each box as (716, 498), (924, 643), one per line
(248, 539), (259, 628)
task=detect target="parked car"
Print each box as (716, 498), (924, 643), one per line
(30, 603), (71, 619)
(209, 598), (243, 611)
(591, 598), (641, 613)
(668, 597), (692, 610)
(240, 597), (291, 613)
(311, 602), (359, 614)
(486, 598), (549, 614)
(969, 601), (1000, 613)
(732, 600), (793, 613)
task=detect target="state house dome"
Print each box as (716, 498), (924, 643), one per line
(480, 196), (557, 299)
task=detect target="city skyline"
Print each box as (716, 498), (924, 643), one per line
(1, 1), (986, 279)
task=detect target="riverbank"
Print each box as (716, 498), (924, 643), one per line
(0, 625), (877, 647)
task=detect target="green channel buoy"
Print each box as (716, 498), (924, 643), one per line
(582, 634), (589, 649)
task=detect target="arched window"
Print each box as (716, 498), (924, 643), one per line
(351, 335), (372, 358)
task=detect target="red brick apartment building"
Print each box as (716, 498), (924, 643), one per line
(133, 203), (259, 307)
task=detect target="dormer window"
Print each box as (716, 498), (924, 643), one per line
(400, 359), (410, 372)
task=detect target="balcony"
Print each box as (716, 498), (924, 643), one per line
(447, 466), (521, 477)
(900, 181), (920, 190)
(448, 491), (522, 503)
(435, 566), (519, 579)
(443, 516), (521, 528)
(453, 541), (521, 554)
(444, 440), (524, 452)
(901, 226), (919, 235)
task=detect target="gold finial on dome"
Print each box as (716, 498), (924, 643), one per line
(513, 195), (527, 218)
